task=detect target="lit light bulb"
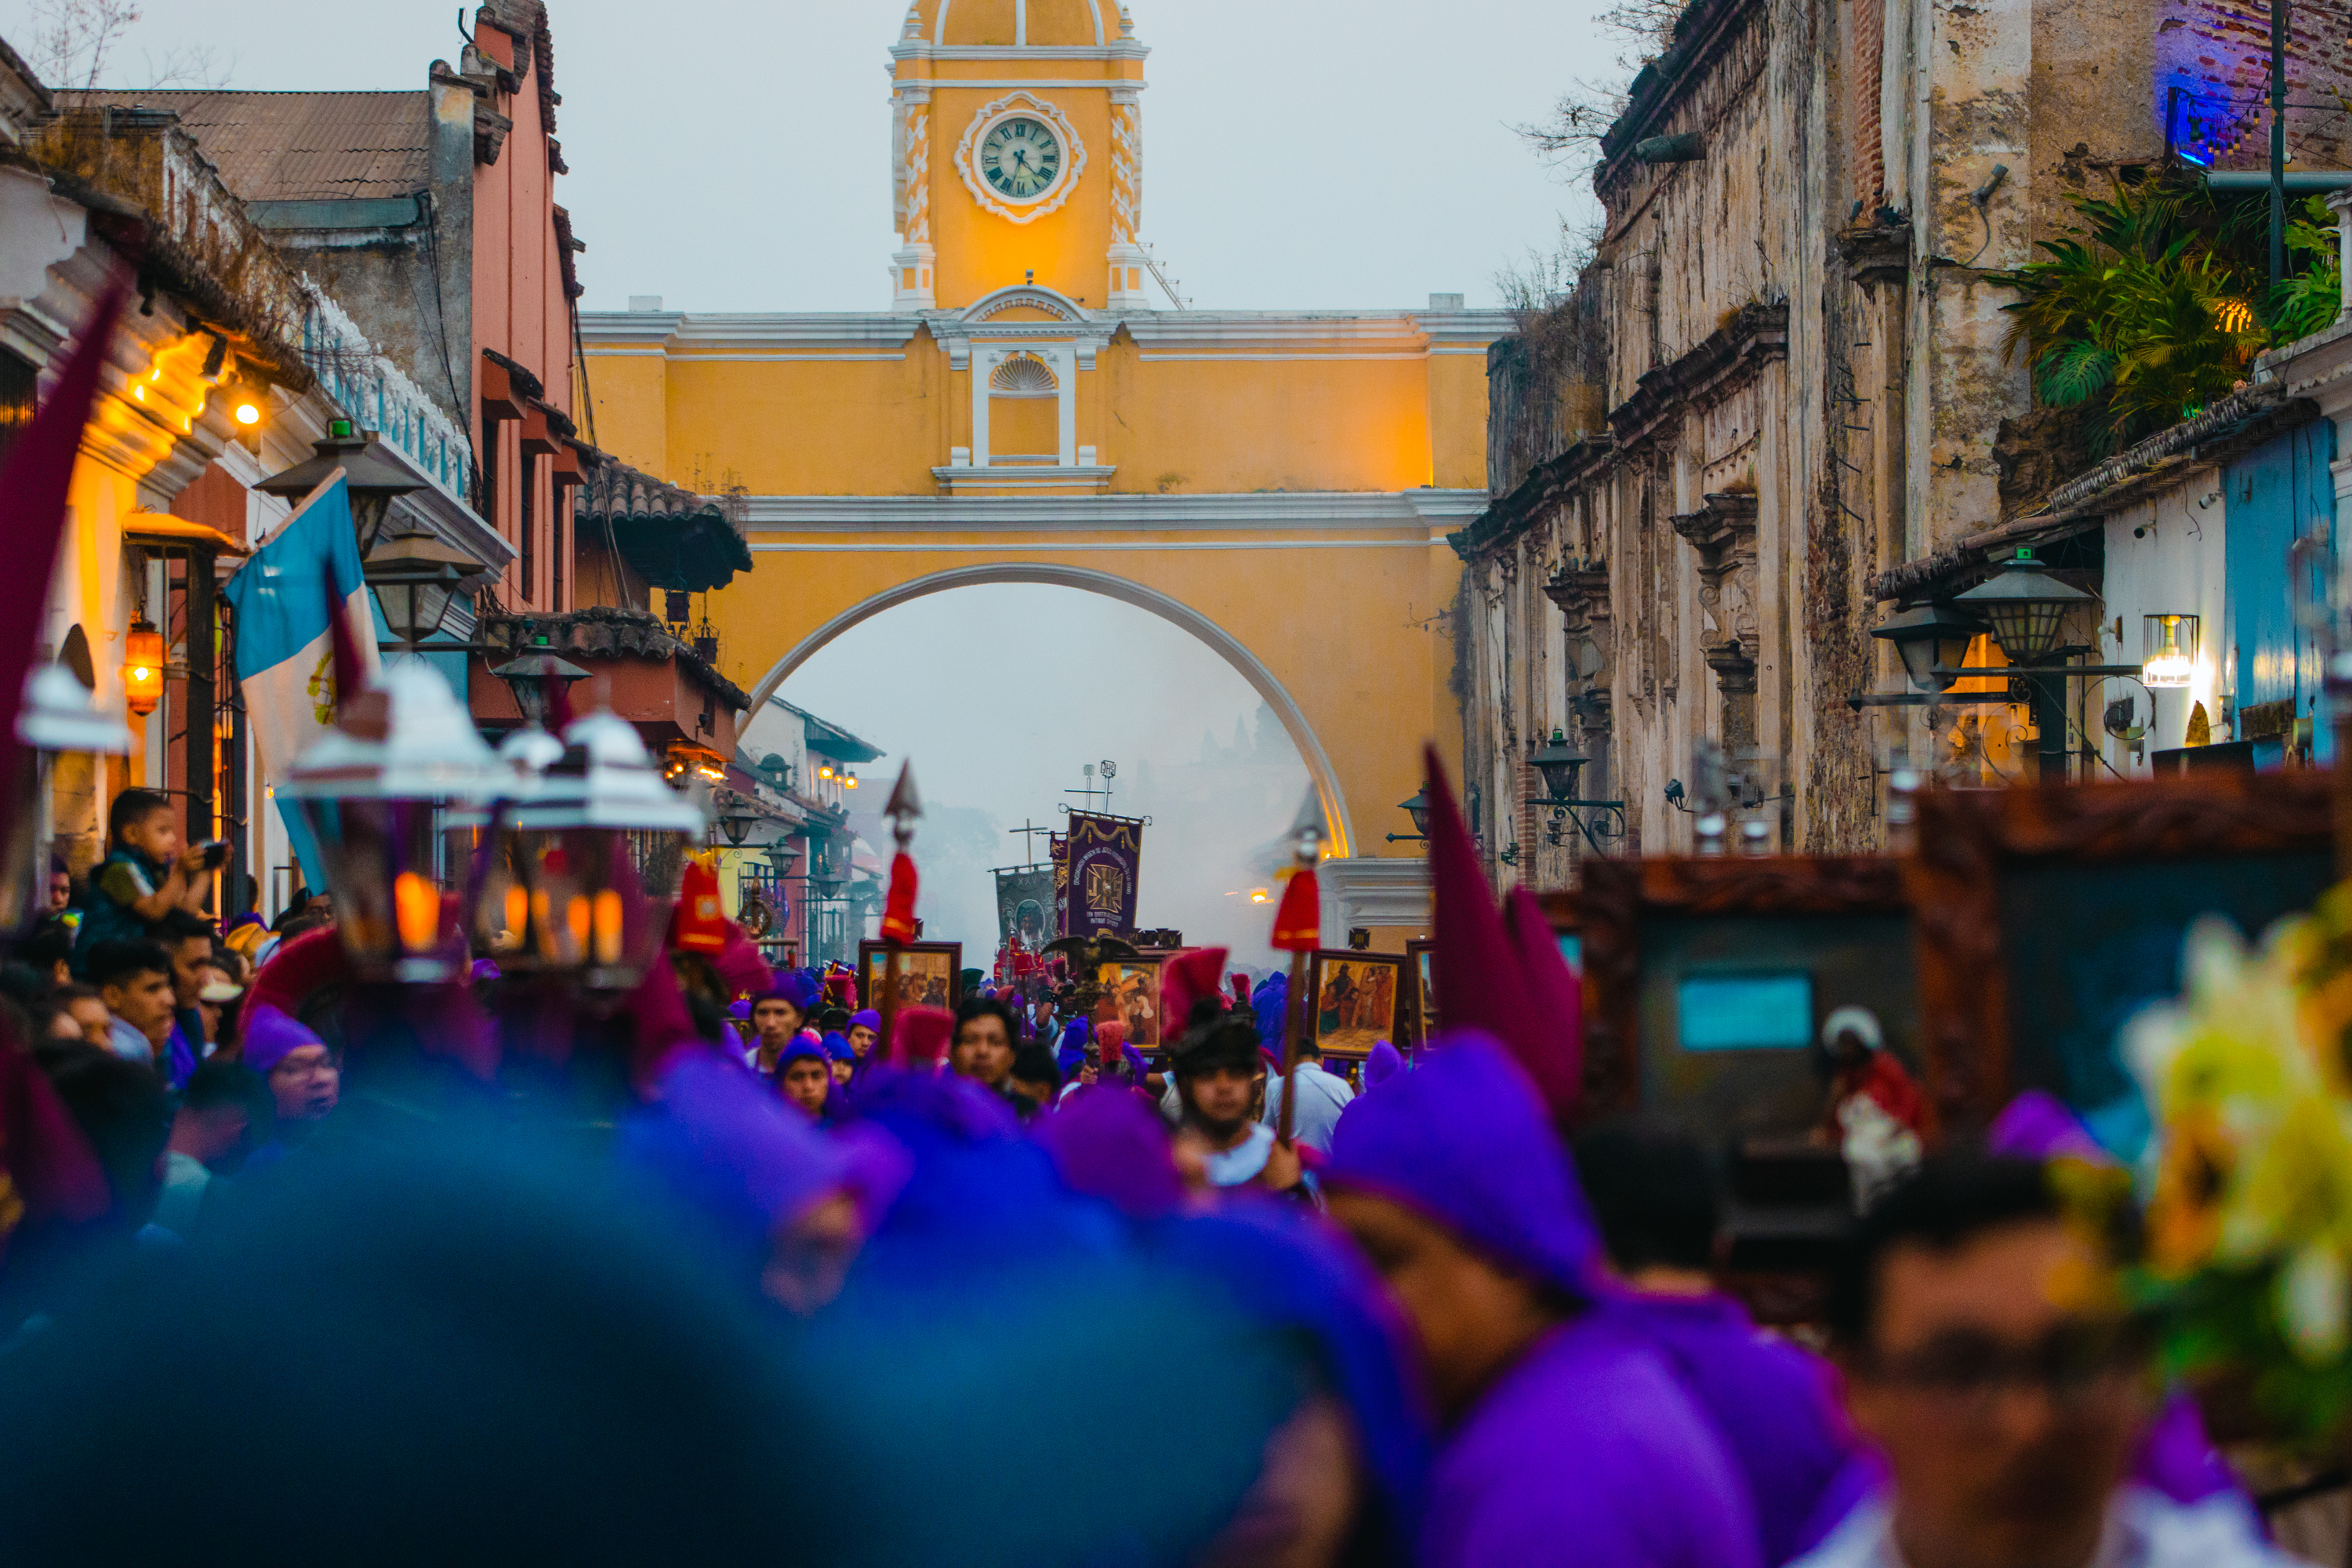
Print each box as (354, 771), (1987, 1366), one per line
(592, 888), (625, 966)
(234, 400), (261, 426)
(394, 871), (440, 953)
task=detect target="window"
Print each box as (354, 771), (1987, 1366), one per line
(518, 449), (536, 607)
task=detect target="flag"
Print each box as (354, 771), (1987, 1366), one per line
(220, 474), (385, 890)
(1269, 867), (1319, 952)
(0, 278), (127, 836)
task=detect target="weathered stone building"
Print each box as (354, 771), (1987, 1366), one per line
(1452, 0), (2180, 877)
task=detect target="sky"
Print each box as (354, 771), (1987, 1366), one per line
(739, 584), (1315, 974)
(3, 0), (1610, 311)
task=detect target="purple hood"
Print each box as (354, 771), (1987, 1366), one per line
(1325, 1032), (1602, 1299)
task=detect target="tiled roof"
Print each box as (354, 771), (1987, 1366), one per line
(71, 90), (429, 202)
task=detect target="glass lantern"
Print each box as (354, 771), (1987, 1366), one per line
(280, 662), (503, 982)
(3, 664), (132, 936)
(496, 710), (708, 990)
(1954, 549), (2093, 665)
(2141, 613), (2199, 689)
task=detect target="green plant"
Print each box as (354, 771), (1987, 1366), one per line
(1996, 173), (2336, 453)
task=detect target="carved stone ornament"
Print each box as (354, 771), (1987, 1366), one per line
(1671, 491), (1760, 686)
(954, 91), (1090, 227)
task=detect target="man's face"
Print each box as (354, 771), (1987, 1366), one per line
(169, 935), (212, 1009)
(1182, 1064), (1257, 1136)
(753, 1000), (802, 1047)
(67, 996), (111, 1048)
(1328, 1189), (1561, 1422)
(103, 968), (176, 1044)
(46, 869), (69, 912)
(175, 1102), (252, 1171)
(950, 1015), (1014, 1087)
(829, 1055), (855, 1086)
(780, 1058), (832, 1117)
(848, 1025), (878, 1058)
(1843, 1218), (2144, 1568)
(268, 1044), (341, 1123)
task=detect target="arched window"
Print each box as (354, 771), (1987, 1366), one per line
(989, 351), (1058, 395)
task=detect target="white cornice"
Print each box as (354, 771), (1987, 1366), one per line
(895, 78), (1149, 91)
(581, 314), (928, 352)
(580, 309), (1509, 362)
(743, 489), (1490, 531)
(891, 44), (1149, 62)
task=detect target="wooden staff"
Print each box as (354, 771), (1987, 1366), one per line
(1279, 946), (1309, 1145)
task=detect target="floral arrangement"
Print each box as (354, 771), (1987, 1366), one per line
(2127, 887), (2352, 1444)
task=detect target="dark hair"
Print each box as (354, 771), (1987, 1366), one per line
(43, 1047), (172, 1229)
(274, 910), (333, 945)
(106, 788), (175, 850)
(180, 1058), (274, 1125)
(1572, 1118), (1722, 1274)
(154, 909), (216, 948)
(1826, 1153), (2060, 1347)
(816, 1007), (851, 1034)
(1171, 1018), (1262, 1080)
(85, 939), (173, 993)
(1009, 1043), (1062, 1091)
(953, 994), (1022, 1048)
(19, 924), (71, 975)
(0, 961), (48, 1009)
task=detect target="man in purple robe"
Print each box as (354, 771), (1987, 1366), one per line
(1323, 1035), (1762, 1568)
(1574, 1117), (1856, 1566)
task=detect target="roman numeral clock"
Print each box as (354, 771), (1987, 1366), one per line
(953, 92), (1087, 224)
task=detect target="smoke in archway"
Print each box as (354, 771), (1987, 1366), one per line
(741, 583), (1315, 976)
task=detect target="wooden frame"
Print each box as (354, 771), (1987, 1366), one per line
(1544, 856), (1911, 1123)
(1405, 938), (1438, 1047)
(1907, 770), (2334, 1131)
(1091, 953), (1167, 1050)
(1305, 949), (1406, 1060)
(856, 941), (964, 1013)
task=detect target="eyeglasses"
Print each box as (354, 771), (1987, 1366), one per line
(1860, 1322), (2144, 1415)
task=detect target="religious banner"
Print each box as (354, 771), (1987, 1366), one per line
(994, 866), (1054, 953)
(1065, 811), (1144, 935)
(1050, 833), (1069, 938)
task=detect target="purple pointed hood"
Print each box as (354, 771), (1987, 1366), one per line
(619, 1047), (851, 1250)
(1034, 1087), (1185, 1220)
(1325, 1032), (1602, 1299)
(1987, 1089), (2109, 1163)
(1364, 1039), (1405, 1087)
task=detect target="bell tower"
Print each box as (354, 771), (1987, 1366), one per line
(889, 0), (1151, 313)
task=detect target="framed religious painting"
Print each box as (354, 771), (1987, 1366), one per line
(1545, 857), (1920, 1142)
(1404, 938), (1439, 1047)
(856, 941), (964, 1013)
(1093, 954), (1167, 1050)
(1305, 949), (1405, 1060)
(1907, 769), (2333, 1148)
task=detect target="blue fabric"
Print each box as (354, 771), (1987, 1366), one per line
(69, 847), (165, 971)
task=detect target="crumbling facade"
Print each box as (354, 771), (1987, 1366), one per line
(1454, 0), (2167, 877)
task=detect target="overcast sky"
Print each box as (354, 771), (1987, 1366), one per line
(5, 0), (1610, 311)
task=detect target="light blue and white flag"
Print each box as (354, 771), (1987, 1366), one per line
(221, 473), (385, 891)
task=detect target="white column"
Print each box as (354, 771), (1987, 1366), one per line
(972, 351), (995, 469)
(1056, 347), (1078, 466)
(2332, 190), (2352, 321)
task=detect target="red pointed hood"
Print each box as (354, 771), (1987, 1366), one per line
(1160, 946), (1229, 1037)
(1424, 746), (1541, 1062)
(1502, 885), (1584, 1123)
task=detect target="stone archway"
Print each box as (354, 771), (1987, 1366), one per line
(741, 561), (1359, 858)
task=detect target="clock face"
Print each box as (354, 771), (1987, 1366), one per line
(979, 116), (1063, 201)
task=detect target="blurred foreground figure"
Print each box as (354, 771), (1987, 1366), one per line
(1574, 1118), (1853, 1566)
(1796, 1155), (2292, 1568)
(1324, 1036), (1761, 1568)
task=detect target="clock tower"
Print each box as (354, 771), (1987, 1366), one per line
(888, 0), (1150, 313)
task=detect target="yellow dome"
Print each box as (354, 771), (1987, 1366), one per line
(907, 0), (1130, 47)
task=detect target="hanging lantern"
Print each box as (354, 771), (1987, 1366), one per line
(2, 664), (132, 935)
(1953, 549), (2093, 666)
(495, 709), (707, 989)
(279, 662), (503, 982)
(122, 622), (164, 717)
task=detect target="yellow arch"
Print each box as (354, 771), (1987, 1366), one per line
(744, 561), (1360, 858)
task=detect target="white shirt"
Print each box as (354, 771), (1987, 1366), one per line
(1260, 1060), (1355, 1153)
(1792, 1486), (2299, 1568)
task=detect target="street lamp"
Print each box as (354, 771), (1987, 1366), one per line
(122, 622), (164, 718)
(279, 661), (504, 982)
(1954, 548), (2093, 665)
(490, 640), (590, 729)
(1388, 788), (1431, 844)
(255, 418), (427, 554)
(1529, 729), (1588, 800)
(368, 559), (466, 653)
(1871, 601), (1991, 691)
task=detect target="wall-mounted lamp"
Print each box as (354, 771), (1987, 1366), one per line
(122, 621), (164, 717)
(2142, 613), (2200, 688)
(1386, 788), (1431, 844)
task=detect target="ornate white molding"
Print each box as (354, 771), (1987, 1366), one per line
(741, 488), (1491, 529)
(952, 90), (1087, 226)
(1109, 95), (1141, 245)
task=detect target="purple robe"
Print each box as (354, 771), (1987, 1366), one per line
(1327, 1036), (1762, 1568)
(1610, 1291), (1853, 1566)
(1428, 1316), (1763, 1568)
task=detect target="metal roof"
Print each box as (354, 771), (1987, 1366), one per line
(71, 90), (429, 202)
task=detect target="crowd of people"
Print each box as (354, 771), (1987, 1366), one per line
(0, 784), (2315, 1568)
